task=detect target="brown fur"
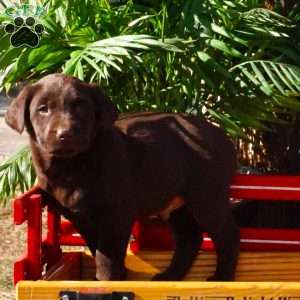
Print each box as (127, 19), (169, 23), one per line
(6, 73), (239, 281)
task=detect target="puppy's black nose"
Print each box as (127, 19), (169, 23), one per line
(56, 128), (75, 141)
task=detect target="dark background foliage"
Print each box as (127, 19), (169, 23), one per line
(0, 0), (299, 203)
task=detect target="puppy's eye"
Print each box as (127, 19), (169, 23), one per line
(37, 104), (49, 114)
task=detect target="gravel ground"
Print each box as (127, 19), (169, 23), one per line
(0, 207), (26, 299)
(0, 94), (28, 299)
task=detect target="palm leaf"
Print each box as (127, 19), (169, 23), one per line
(231, 61), (300, 97)
(0, 146), (36, 207)
(207, 108), (248, 138)
(241, 8), (295, 28)
(90, 35), (184, 52)
(64, 34), (185, 81)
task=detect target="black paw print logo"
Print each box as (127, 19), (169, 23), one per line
(4, 16), (44, 48)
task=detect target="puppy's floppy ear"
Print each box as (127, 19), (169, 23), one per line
(5, 85), (36, 133)
(88, 84), (118, 129)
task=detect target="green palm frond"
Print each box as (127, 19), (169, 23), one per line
(0, 146), (36, 207)
(64, 35), (185, 81)
(231, 61), (300, 98)
(241, 8), (295, 28)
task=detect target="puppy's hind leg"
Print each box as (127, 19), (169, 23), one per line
(152, 206), (202, 281)
(207, 213), (240, 281)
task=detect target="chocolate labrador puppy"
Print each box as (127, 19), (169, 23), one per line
(6, 73), (239, 281)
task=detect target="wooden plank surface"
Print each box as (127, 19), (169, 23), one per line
(16, 280), (300, 300)
(80, 251), (300, 282)
(17, 250), (300, 300)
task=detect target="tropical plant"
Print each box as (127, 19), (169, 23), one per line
(0, 0), (300, 205)
(0, 146), (35, 206)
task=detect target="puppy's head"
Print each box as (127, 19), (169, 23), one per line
(5, 73), (118, 157)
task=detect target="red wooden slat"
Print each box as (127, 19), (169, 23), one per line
(231, 175), (300, 200)
(130, 221), (143, 253)
(13, 186), (42, 225)
(140, 225), (300, 252)
(59, 220), (86, 246)
(14, 256), (27, 285)
(233, 174), (300, 186)
(26, 195), (42, 280)
(60, 235), (86, 246)
(14, 198), (27, 225)
(43, 204), (62, 270)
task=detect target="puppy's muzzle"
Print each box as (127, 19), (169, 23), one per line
(56, 127), (76, 142)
